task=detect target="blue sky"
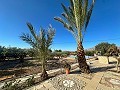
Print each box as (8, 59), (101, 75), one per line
(0, 0), (120, 51)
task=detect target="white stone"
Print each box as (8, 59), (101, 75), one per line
(109, 79), (120, 85)
(63, 80), (75, 88)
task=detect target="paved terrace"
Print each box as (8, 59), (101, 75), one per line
(0, 58), (120, 90)
(25, 58), (120, 90)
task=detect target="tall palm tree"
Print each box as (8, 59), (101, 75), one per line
(54, 0), (95, 73)
(20, 23), (55, 79)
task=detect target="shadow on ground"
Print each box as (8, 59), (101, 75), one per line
(70, 69), (81, 74)
(91, 65), (115, 73)
(70, 65), (116, 74)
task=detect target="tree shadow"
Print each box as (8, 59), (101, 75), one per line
(70, 65), (116, 74)
(91, 65), (115, 73)
(0, 69), (26, 77)
(0, 60), (40, 70)
(109, 61), (117, 64)
(70, 69), (81, 74)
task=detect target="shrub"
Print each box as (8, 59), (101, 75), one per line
(26, 76), (35, 87)
(2, 80), (21, 90)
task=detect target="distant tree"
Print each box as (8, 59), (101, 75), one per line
(0, 46), (6, 60)
(17, 48), (27, 61)
(95, 42), (118, 56)
(0, 46), (27, 61)
(62, 51), (70, 56)
(85, 50), (95, 56)
(54, 49), (62, 52)
(52, 50), (71, 59)
(20, 23), (55, 80)
(6, 47), (18, 60)
(27, 48), (36, 58)
(54, 0), (95, 73)
(95, 42), (110, 55)
(107, 44), (118, 56)
(48, 49), (52, 53)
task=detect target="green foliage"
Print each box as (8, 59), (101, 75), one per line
(20, 23), (55, 61)
(85, 50), (95, 56)
(2, 80), (21, 90)
(95, 42), (111, 55)
(20, 23), (55, 79)
(54, 0), (95, 43)
(54, 49), (62, 52)
(0, 46), (27, 60)
(61, 53), (68, 57)
(95, 42), (118, 56)
(0, 46), (6, 60)
(27, 48), (36, 58)
(26, 76), (35, 87)
(50, 51), (70, 59)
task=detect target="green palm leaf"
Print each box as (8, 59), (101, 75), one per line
(27, 22), (38, 42)
(20, 33), (37, 48)
(54, 0), (95, 43)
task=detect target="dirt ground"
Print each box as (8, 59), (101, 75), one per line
(0, 58), (76, 81)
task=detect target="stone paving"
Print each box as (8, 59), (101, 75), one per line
(25, 59), (120, 90)
(49, 74), (86, 90)
(96, 71), (120, 90)
(1, 58), (120, 90)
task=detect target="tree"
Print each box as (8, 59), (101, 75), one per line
(95, 42), (118, 56)
(20, 23), (55, 80)
(85, 50), (95, 56)
(107, 44), (118, 56)
(95, 42), (111, 55)
(0, 46), (6, 60)
(54, 0), (95, 73)
(27, 48), (36, 59)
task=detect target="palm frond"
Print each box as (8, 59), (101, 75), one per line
(46, 25), (55, 47)
(72, 0), (82, 29)
(81, 0), (88, 29)
(20, 33), (37, 48)
(54, 17), (74, 33)
(85, 0), (95, 30)
(39, 28), (46, 52)
(61, 3), (76, 28)
(54, 0), (95, 43)
(69, 0), (74, 10)
(61, 3), (70, 17)
(27, 22), (38, 41)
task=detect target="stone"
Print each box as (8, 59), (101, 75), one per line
(48, 74), (86, 90)
(109, 79), (120, 85)
(98, 56), (109, 64)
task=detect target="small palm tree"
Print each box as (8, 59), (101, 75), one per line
(54, 0), (95, 73)
(20, 23), (55, 80)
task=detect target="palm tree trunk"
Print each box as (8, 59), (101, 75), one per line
(77, 42), (91, 74)
(41, 58), (48, 80)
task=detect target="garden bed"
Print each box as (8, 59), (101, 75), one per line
(0, 58), (77, 82)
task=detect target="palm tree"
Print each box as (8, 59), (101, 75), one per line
(20, 23), (55, 80)
(54, 0), (95, 73)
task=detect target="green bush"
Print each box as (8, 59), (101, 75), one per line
(85, 50), (95, 56)
(26, 76), (35, 87)
(2, 80), (21, 90)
